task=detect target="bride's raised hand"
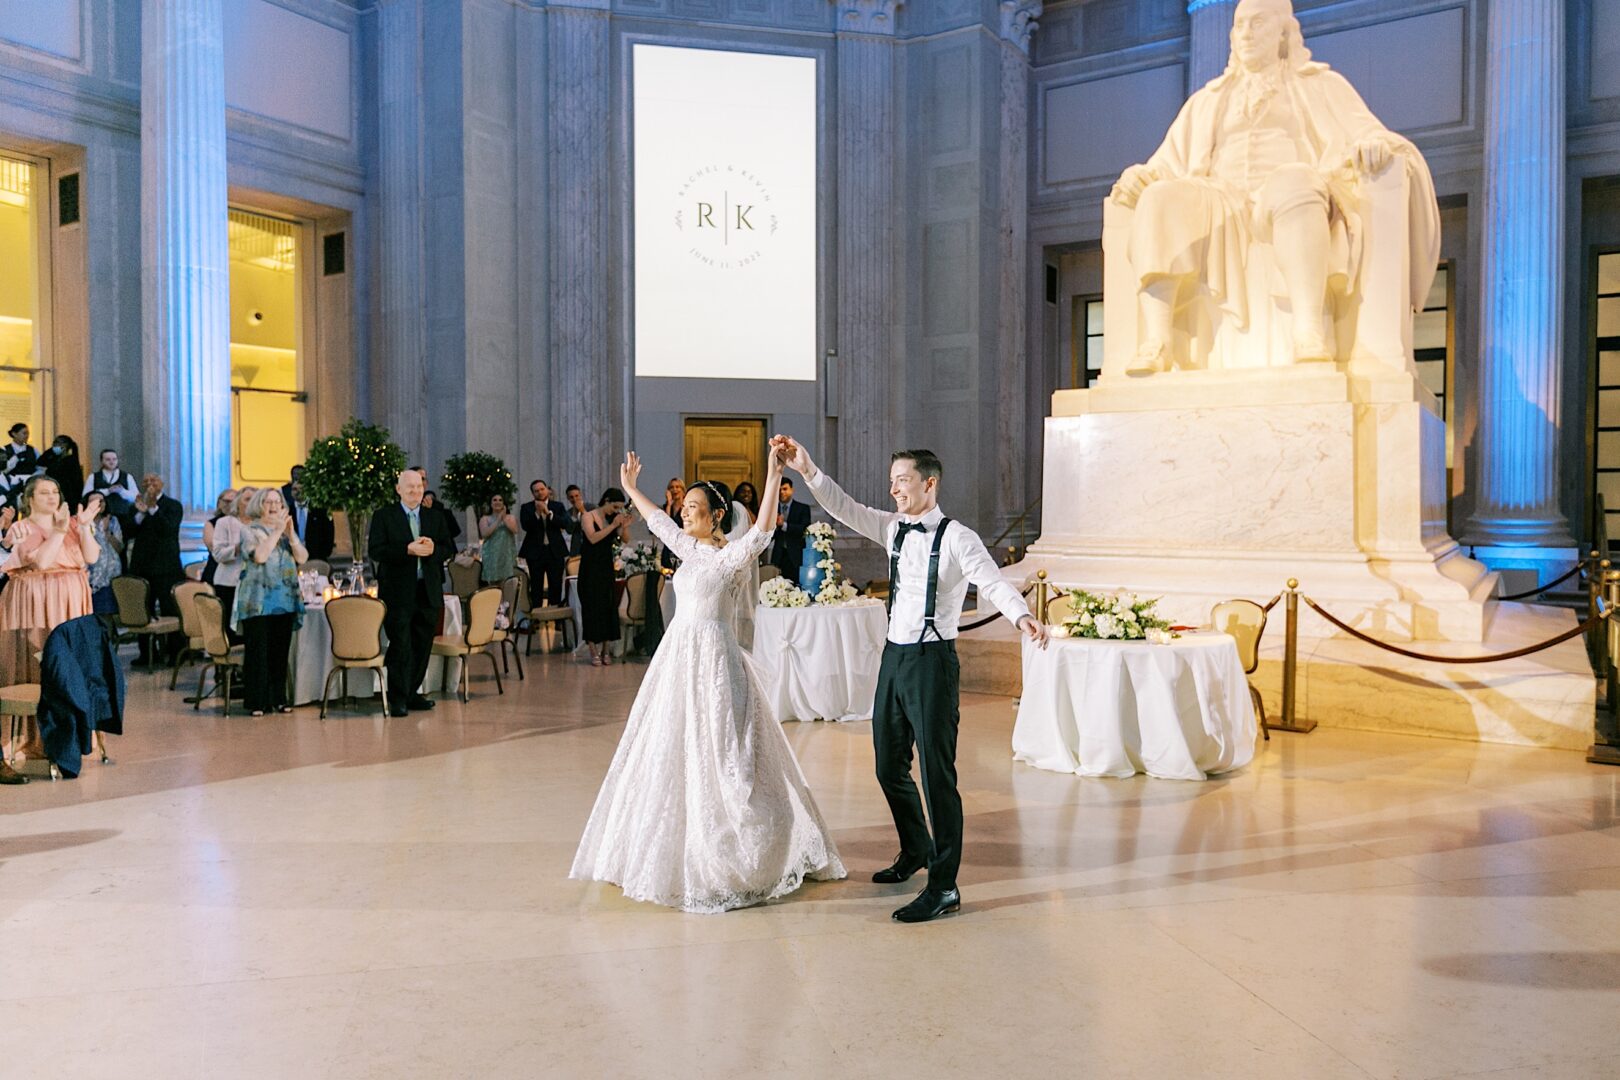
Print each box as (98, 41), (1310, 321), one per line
(620, 450), (642, 492)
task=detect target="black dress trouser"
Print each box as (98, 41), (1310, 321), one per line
(873, 639), (962, 892)
(241, 613), (295, 713)
(383, 578), (436, 705)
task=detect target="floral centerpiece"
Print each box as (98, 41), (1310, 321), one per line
(617, 540), (658, 578)
(760, 576), (811, 609)
(1053, 589), (1176, 643)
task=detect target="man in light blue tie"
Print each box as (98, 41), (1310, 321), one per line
(369, 469), (454, 715)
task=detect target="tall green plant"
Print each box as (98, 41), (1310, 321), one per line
(439, 451), (517, 512)
(301, 418), (408, 515)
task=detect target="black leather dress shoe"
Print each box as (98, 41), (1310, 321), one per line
(872, 853), (929, 884)
(892, 888), (961, 923)
(407, 695), (435, 711)
(388, 705), (409, 718)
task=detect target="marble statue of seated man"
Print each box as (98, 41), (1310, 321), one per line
(1109, 0), (1440, 374)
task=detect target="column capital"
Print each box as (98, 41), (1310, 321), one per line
(834, 1), (901, 36)
(999, 1), (1042, 56)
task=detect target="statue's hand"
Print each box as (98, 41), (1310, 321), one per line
(1111, 164), (1155, 208)
(1352, 138), (1393, 176)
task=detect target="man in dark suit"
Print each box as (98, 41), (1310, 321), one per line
(287, 477), (335, 562)
(563, 484), (593, 556)
(128, 472), (185, 665)
(519, 479), (570, 605)
(369, 469), (453, 716)
(279, 464), (304, 515)
(769, 477), (812, 582)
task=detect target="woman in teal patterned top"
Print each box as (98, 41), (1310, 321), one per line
(479, 493), (518, 583)
(235, 487), (308, 716)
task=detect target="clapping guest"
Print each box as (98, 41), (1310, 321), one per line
(128, 473), (185, 665)
(84, 493), (124, 616)
(660, 477), (686, 572)
(579, 486), (632, 666)
(370, 470), (454, 716)
(3, 423), (39, 486)
(0, 476), (100, 774)
(233, 488), (307, 717)
(82, 448), (139, 524)
(769, 477), (812, 582)
(564, 484), (593, 556)
(519, 480), (570, 603)
(208, 487), (255, 643)
(734, 481), (761, 522)
(287, 478), (335, 562)
(479, 493), (519, 584)
(201, 487), (237, 585)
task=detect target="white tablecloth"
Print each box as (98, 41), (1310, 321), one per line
(751, 600), (889, 722)
(1012, 631), (1255, 780)
(291, 594), (464, 706)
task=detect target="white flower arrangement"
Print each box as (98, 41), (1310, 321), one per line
(815, 577), (860, 606)
(617, 540), (659, 577)
(807, 521), (837, 575)
(760, 576), (811, 608)
(1056, 589), (1174, 642)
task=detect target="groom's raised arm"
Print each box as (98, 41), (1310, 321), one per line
(803, 469), (895, 547)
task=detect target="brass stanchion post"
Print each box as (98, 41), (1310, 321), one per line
(1590, 557), (1610, 679)
(1035, 569), (1049, 624)
(1273, 577), (1317, 734)
(1593, 571), (1620, 765)
(1606, 571), (1620, 712)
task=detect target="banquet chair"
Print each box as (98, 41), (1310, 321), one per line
(758, 565), (782, 584)
(622, 573), (651, 650)
(302, 558), (332, 578)
(0, 681), (40, 768)
(183, 561), (205, 582)
(169, 580), (216, 690)
(431, 585), (504, 701)
(111, 575), (181, 656)
(447, 559), (482, 610)
(1211, 599), (1270, 741)
(492, 574), (525, 680)
(320, 595), (390, 719)
(1045, 589), (1077, 625)
(525, 571), (576, 655)
(191, 592), (245, 717)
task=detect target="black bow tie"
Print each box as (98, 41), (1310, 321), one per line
(896, 522), (927, 539)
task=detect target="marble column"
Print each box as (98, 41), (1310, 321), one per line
(1186, 0), (1236, 93)
(997, 3), (1040, 528)
(834, 1), (901, 507)
(373, 0), (427, 461)
(140, 0), (230, 512)
(548, 1), (617, 493)
(1464, 0), (1575, 564)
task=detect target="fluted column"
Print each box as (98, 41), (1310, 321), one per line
(1464, 0), (1574, 554)
(834, 1), (901, 507)
(374, 0), (427, 459)
(140, 0), (229, 512)
(997, 2), (1040, 528)
(548, 1), (617, 491)
(1186, 0), (1236, 93)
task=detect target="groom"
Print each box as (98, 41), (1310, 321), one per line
(774, 436), (1049, 922)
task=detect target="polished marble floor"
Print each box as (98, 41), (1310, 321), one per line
(3, 648), (1619, 1079)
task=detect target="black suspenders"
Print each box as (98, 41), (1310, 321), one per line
(888, 517), (953, 644)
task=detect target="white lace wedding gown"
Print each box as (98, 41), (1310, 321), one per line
(570, 509), (846, 913)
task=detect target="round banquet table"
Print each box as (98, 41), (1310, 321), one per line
(751, 599), (889, 722)
(1012, 631), (1256, 780)
(291, 594), (464, 706)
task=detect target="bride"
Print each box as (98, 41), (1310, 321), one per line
(569, 447), (846, 913)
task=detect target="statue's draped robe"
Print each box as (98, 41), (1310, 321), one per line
(1128, 63), (1441, 330)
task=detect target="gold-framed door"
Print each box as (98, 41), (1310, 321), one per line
(682, 417), (766, 494)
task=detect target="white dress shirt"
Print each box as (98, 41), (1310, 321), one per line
(806, 471), (1032, 645)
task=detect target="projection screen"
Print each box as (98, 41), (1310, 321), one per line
(633, 45), (817, 381)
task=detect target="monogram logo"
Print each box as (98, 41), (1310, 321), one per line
(673, 163), (780, 270)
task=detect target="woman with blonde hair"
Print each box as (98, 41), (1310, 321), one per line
(0, 475), (100, 778)
(233, 487), (307, 716)
(208, 486), (256, 640)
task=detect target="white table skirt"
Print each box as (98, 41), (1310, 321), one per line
(1012, 632), (1256, 781)
(751, 600), (889, 722)
(291, 594), (464, 705)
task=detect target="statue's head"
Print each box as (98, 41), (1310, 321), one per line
(1229, 0), (1312, 73)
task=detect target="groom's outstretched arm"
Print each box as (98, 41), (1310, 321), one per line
(775, 437), (895, 546)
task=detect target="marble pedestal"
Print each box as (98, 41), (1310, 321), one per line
(1015, 366), (1498, 641)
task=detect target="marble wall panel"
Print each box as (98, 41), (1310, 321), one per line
(1040, 63), (1184, 189)
(1305, 7), (1467, 135)
(0, 0), (84, 62)
(224, 0), (352, 141)
(1591, 0), (1620, 101)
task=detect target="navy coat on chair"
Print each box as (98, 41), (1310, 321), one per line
(38, 615), (126, 779)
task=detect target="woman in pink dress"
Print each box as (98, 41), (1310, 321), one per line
(2, 475), (100, 766)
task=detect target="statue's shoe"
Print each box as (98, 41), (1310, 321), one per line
(1126, 341), (1169, 376)
(1293, 333), (1333, 363)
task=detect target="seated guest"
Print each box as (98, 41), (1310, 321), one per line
(128, 473), (185, 666)
(209, 486), (255, 644)
(38, 435), (83, 514)
(232, 488), (307, 717)
(0, 475), (100, 768)
(479, 493), (519, 584)
(84, 493), (124, 617)
(564, 484), (593, 556)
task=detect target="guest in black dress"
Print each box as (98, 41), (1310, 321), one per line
(578, 486), (632, 667)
